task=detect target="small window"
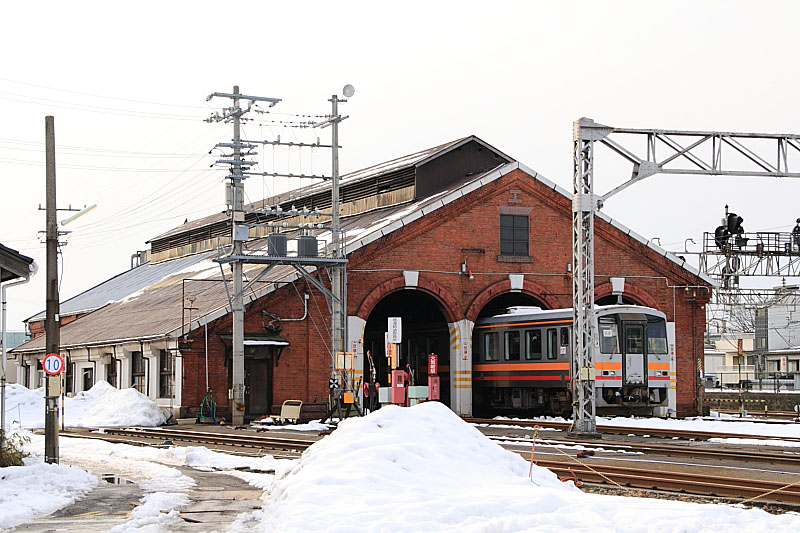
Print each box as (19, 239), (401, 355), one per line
(107, 356), (117, 388)
(132, 351), (146, 394)
(505, 331), (520, 361)
(646, 320), (668, 355)
(64, 359), (74, 394)
(560, 327), (569, 347)
(599, 320), (619, 354)
(526, 330), (542, 360)
(626, 325), (644, 354)
(500, 215), (529, 256)
(82, 367), (94, 391)
(159, 350), (175, 398)
(484, 332), (500, 361)
(546, 328), (558, 360)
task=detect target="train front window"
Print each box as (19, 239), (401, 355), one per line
(505, 331), (520, 361)
(484, 332), (500, 361)
(647, 320), (668, 355)
(526, 329), (542, 360)
(546, 328), (558, 360)
(625, 325), (644, 354)
(599, 319), (619, 354)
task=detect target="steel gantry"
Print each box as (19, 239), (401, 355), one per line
(571, 118), (800, 436)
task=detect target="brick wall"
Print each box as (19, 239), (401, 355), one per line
(182, 168), (709, 417)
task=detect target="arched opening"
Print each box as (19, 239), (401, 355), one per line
(477, 292), (548, 318)
(472, 292), (571, 417)
(363, 290), (450, 407)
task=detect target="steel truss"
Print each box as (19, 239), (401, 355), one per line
(572, 118), (799, 436)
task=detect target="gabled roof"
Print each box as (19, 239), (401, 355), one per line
(13, 157), (712, 355)
(148, 136), (511, 245)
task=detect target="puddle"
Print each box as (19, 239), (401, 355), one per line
(101, 474), (134, 485)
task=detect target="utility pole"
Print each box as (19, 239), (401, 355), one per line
(44, 116), (59, 463)
(330, 93), (344, 374)
(206, 87), (281, 426)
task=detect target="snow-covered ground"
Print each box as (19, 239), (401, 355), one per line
(4, 380), (166, 429)
(4, 385), (800, 531)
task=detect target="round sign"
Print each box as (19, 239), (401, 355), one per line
(43, 353), (65, 375)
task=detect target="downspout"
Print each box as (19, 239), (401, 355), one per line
(2, 274), (33, 445)
(205, 321), (209, 393)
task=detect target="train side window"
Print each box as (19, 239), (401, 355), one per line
(525, 329), (542, 360)
(484, 332), (500, 361)
(505, 331), (520, 361)
(546, 328), (558, 360)
(599, 320), (619, 354)
(560, 327), (569, 346)
(647, 320), (668, 354)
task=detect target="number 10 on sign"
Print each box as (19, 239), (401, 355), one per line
(43, 353), (65, 375)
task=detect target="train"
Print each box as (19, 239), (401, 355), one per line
(472, 305), (672, 417)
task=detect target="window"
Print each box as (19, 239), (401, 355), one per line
(599, 319), (619, 354)
(82, 367), (94, 391)
(107, 356), (117, 388)
(505, 331), (520, 361)
(647, 320), (668, 355)
(546, 328), (558, 360)
(159, 350), (175, 398)
(500, 215), (529, 256)
(560, 327), (569, 353)
(65, 359), (74, 394)
(525, 330), (542, 360)
(132, 351), (145, 394)
(626, 325), (644, 354)
(484, 332), (500, 361)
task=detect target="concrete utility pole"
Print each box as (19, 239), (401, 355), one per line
(44, 116), (59, 463)
(330, 94), (344, 370)
(206, 86), (281, 426)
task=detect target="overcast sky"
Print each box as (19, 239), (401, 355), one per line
(2, 1), (799, 329)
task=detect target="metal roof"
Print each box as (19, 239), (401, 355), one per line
(13, 152), (712, 354)
(0, 243), (34, 284)
(25, 250), (219, 323)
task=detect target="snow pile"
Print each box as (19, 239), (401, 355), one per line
(257, 402), (800, 532)
(257, 402), (571, 532)
(4, 381), (167, 429)
(0, 457), (98, 530)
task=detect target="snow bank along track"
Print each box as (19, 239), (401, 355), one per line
(466, 417), (800, 443)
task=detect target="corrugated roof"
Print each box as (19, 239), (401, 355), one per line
(13, 153), (712, 354)
(25, 250), (219, 323)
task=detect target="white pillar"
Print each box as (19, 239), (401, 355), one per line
(667, 322), (677, 417)
(348, 316), (367, 404)
(448, 318), (474, 416)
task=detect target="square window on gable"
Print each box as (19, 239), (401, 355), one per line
(500, 214), (529, 256)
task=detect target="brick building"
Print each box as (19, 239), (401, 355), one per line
(12, 137), (711, 419)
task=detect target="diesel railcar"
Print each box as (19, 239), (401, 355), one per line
(472, 305), (671, 416)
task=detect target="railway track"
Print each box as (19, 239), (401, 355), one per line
(60, 425), (800, 507)
(530, 456), (800, 505)
(492, 434), (800, 466)
(466, 417), (800, 443)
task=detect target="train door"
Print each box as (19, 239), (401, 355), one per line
(623, 323), (646, 385)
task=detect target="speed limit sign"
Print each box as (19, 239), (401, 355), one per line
(43, 353), (65, 375)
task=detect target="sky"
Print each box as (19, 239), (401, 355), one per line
(2, 1), (799, 329)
